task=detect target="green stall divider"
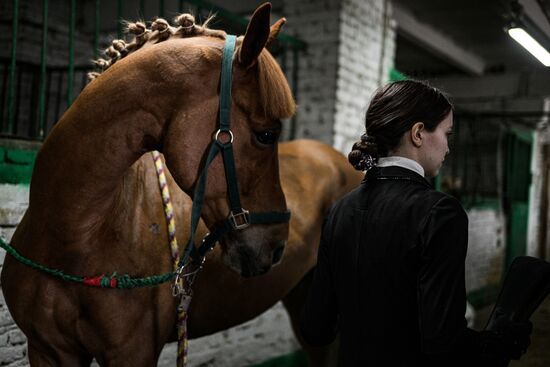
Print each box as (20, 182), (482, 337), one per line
(0, 163), (33, 184)
(5, 149), (37, 165)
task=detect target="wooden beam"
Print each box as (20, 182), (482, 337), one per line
(393, 3), (486, 76)
(521, 0), (550, 39)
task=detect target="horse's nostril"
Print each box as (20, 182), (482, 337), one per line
(272, 242), (285, 264)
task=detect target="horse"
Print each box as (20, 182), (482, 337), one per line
(1, 3), (298, 365)
(100, 138), (361, 366)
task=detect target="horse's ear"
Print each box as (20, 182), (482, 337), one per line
(239, 2), (272, 68)
(265, 18), (286, 49)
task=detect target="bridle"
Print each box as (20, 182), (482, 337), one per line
(173, 35), (291, 292)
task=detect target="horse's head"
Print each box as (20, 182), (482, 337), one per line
(94, 3), (294, 277)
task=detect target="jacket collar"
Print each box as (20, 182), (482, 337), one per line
(363, 166), (433, 188)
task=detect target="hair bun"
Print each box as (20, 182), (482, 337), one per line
(348, 133), (379, 171)
(361, 133), (376, 144)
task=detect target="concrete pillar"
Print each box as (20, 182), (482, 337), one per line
(282, 0), (396, 154)
(527, 97), (550, 260)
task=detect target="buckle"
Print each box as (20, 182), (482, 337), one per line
(172, 261), (204, 297)
(229, 209), (250, 230)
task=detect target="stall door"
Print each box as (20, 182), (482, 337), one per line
(504, 129), (533, 270)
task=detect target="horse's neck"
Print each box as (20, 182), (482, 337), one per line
(28, 79), (166, 241)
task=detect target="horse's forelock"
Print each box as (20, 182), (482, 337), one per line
(257, 50), (296, 120)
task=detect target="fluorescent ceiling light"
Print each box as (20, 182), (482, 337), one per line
(508, 27), (550, 66)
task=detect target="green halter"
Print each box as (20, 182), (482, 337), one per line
(178, 35), (291, 272)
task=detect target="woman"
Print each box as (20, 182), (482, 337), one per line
(300, 80), (531, 366)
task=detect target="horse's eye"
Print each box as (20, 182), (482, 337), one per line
(255, 130), (279, 145)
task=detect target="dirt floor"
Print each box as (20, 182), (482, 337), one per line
(473, 296), (550, 367)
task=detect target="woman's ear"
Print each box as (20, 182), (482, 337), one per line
(411, 122), (424, 147)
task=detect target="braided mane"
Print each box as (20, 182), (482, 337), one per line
(88, 14), (226, 81)
(89, 13), (295, 119)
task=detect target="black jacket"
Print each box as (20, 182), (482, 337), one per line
(301, 166), (479, 366)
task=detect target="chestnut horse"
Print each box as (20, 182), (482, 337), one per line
(101, 139), (361, 365)
(1, 3), (297, 366)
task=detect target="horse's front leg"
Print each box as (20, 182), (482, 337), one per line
(282, 269), (340, 367)
(27, 341), (93, 367)
(93, 341), (162, 367)
(84, 290), (175, 367)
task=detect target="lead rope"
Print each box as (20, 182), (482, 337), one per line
(151, 151), (189, 367)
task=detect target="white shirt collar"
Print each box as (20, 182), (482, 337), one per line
(377, 156), (425, 177)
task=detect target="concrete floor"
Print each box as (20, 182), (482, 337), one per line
(474, 296), (550, 367)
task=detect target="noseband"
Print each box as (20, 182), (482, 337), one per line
(177, 35), (291, 273)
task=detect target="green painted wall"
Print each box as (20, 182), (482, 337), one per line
(0, 147), (37, 184)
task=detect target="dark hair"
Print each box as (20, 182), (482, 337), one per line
(348, 79), (453, 171)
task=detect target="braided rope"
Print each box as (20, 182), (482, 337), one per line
(177, 307), (189, 365)
(0, 237), (175, 288)
(151, 151), (189, 367)
(152, 151), (180, 270)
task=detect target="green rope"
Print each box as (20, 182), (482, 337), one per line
(0, 237), (175, 289)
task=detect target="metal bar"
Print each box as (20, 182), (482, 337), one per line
(38, 0), (49, 138)
(159, 0), (164, 17)
(14, 64), (22, 135)
(54, 71), (63, 122)
(117, 0), (123, 39)
(94, 0), (100, 60)
(45, 70), (52, 133)
(6, 0), (20, 134)
(30, 68), (39, 137)
(67, 0), (76, 106)
(0, 64), (8, 126)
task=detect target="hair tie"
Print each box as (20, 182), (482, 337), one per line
(361, 153), (377, 171)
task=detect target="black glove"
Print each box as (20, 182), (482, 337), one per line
(499, 320), (532, 359)
(479, 320), (532, 362)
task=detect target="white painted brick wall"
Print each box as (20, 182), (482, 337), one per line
(283, 0), (396, 152)
(0, 185), (29, 367)
(333, 0), (395, 155)
(157, 303), (299, 367)
(465, 208), (506, 292)
(282, 0), (341, 144)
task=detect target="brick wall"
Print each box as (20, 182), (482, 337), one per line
(282, 0), (395, 153)
(0, 185), (29, 367)
(281, 0), (341, 144)
(333, 0), (395, 154)
(465, 208), (506, 292)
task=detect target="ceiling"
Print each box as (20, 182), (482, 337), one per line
(213, 0), (550, 78)
(392, 0), (550, 77)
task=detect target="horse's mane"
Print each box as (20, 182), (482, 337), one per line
(89, 13), (295, 119)
(88, 14), (226, 81)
